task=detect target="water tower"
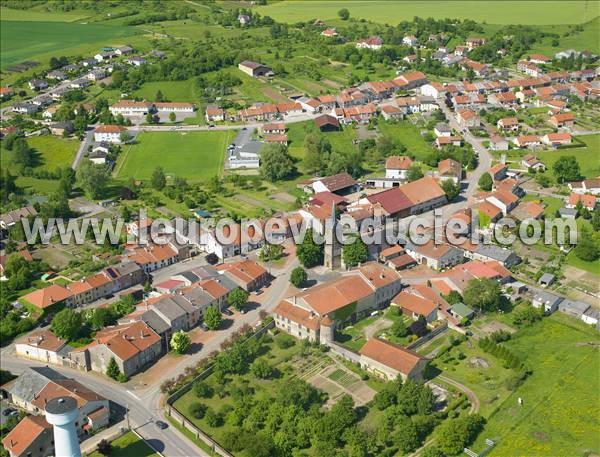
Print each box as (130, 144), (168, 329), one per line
(45, 396), (82, 457)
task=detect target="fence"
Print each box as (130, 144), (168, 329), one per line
(165, 320), (274, 457)
(327, 341), (361, 364)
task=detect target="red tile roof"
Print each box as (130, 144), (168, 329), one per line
(2, 416), (51, 456)
(21, 284), (72, 309)
(359, 338), (424, 376)
(386, 155), (413, 170)
(392, 290), (438, 317)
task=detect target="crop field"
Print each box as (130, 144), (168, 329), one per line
(0, 20), (137, 69)
(470, 313), (600, 456)
(0, 7), (93, 22)
(114, 131), (235, 182)
(255, 1), (599, 25)
(1, 136), (78, 173)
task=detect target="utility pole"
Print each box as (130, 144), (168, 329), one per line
(126, 403), (130, 430)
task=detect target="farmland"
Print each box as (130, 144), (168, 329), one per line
(0, 20), (138, 69)
(470, 313), (600, 456)
(254, 1), (599, 25)
(114, 131), (235, 182)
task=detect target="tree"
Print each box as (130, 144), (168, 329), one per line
(4, 254), (34, 290)
(251, 358), (273, 379)
(170, 330), (191, 354)
(338, 8), (350, 20)
(50, 308), (82, 341)
(478, 172), (493, 191)
(189, 402), (207, 419)
(106, 357), (121, 380)
(591, 208), (600, 231)
(463, 278), (502, 312)
(574, 231), (599, 261)
(204, 407), (222, 427)
(76, 159), (109, 199)
(259, 243), (283, 262)
(151, 166), (166, 190)
(193, 381), (213, 398)
(437, 415), (485, 456)
(407, 164), (424, 182)
(110, 295), (136, 317)
(228, 287), (249, 311)
(155, 89), (165, 102)
(260, 144), (295, 181)
(290, 267), (308, 287)
(204, 306), (222, 330)
(86, 307), (115, 331)
(552, 155), (581, 183)
(96, 439), (112, 456)
(390, 319), (408, 338)
(297, 229), (324, 268)
(441, 179), (460, 201)
(145, 112), (155, 124)
(421, 447), (444, 457)
(343, 236), (368, 267)
(169, 112), (176, 122)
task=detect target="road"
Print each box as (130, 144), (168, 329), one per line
(72, 128), (94, 169)
(0, 355), (204, 457)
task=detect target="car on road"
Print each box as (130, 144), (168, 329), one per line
(222, 308), (233, 316)
(155, 420), (168, 429)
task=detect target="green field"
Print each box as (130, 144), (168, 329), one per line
(88, 431), (158, 457)
(1, 136), (79, 173)
(114, 131), (236, 182)
(0, 20), (137, 68)
(0, 7), (93, 22)
(537, 134), (600, 180)
(378, 120), (435, 161)
(255, 1), (599, 25)
(471, 313), (600, 456)
(133, 79), (200, 103)
(529, 17), (600, 55)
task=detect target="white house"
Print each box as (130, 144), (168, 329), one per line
(94, 124), (125, 143)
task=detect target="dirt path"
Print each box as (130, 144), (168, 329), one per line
(363, 317), (393, 339)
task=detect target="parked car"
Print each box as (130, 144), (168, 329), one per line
(200, 323), (209, 331)
(2, 408), (16, 417)
(222, 308), (233, 316)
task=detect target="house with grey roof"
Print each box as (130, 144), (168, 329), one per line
(466, 244), (520, 267)
(532, 290), (562, 313)
(539, 273), (555, 287)
(581, 307), (600, 329)
(559, 299), (590, 319)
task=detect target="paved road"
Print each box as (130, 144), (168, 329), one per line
(0, 355), (206, 457)
(72, 128), (94, 169)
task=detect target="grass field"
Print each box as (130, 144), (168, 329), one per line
(114, 131), (235, 182)
(88, 431), (158, 457)
(470, 313), (600, 456)
(0, 7), (93, 22)
(529, 17), (600, 55)
(133, 79), (199, 103)
(1, 136), (78, 173)
(255, 1), (599, 25)
(378, 120), (434, 161)
(0, 20), (137, 68)
(538, 134), (600, 180)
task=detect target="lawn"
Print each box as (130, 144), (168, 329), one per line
(133, 79), (199, 103)
(537, 134), (600, 180)
(470, 313), (600, 456)
(1, 20), (137, 69)
(1, 136), (78, 173)
(88, 431), (158, 457)
(378, 120), (435, 161)
(114, 131), (236, 182)
(0, 7), (92, 22)
(254, 1), (599, 25)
